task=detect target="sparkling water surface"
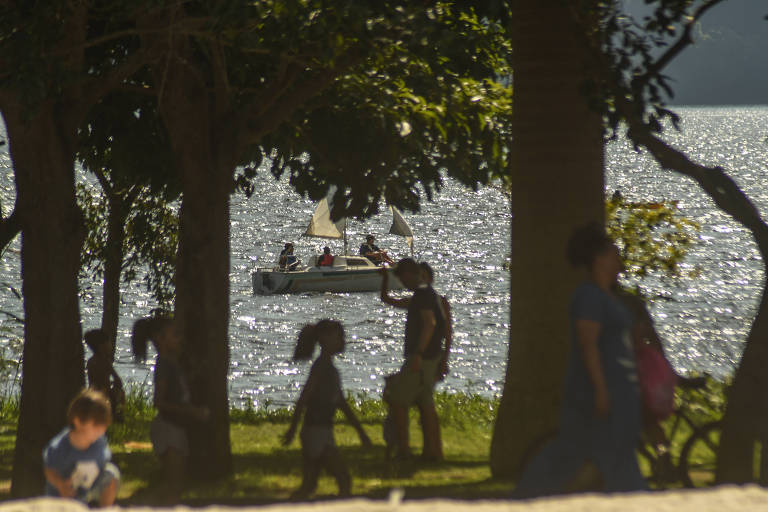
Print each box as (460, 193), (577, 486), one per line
(1, 106), (767, 407)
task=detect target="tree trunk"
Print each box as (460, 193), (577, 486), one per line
(614, 107), (768, 483)
(490, 2), (605, 479)
(716, 300), (768, 482)
(716, 231), (768, 482)
(174, 152), (233, 480)
(5, 104), (85, 497)
(158, 64), (233, 479)
(100, 194), (127, 352)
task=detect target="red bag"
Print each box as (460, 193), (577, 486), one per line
(635, 343), (678, 420)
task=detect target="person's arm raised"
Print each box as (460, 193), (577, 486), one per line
(379, 268), (410, 308)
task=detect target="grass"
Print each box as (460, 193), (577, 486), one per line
(0, 379), (727, 504)
(0, 390), (508, 505)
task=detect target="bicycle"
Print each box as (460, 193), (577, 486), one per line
(637, 377), (723, 488)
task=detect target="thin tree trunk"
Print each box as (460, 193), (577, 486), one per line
(490, 2), (605, 479)
(6, 104), (85, 497)
(717, 297), (768, 482)
(100, 193), (128, 353)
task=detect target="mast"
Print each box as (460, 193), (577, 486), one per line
(343, 219), (348, 255)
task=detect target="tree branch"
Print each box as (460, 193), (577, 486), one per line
(239, 49), (366, 146)
(77, 45), (157, 118)
(570, 3), (768, 255)
(0, 206), (21, 253)
(635, 0), (727, 86)
(92, 168), (114, 196)
(43, 18), (213, 58)
(239, 54), (302, 122)
(116, 83), (157, 96)
(618, 96), (768, 254)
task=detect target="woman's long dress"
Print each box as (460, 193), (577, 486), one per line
(515, 281), (646, 496)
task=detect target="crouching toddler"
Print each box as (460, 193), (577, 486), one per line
(43, 389), (120, 507)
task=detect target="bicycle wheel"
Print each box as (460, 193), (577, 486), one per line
(679, 420), (721, 488)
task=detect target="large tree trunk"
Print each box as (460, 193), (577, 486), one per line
(158, 63), (233, 479)
(490, 2), (605, 479)
(5, 104), (85, 497)
(174, 152), (233, 480)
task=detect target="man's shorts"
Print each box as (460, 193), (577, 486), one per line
(384, 356), (441, 408)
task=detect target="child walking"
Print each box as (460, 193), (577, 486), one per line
(283, 319), (371, 499)
(84, 329), (125, 422)
(131, 316), (209, 504)
(43, 389), (120, 507)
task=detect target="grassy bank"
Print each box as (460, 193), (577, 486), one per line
(0, 380), (725, 504)
(0, 390), (506, 504)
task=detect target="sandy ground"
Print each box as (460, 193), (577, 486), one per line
(3, 486), (768, 512)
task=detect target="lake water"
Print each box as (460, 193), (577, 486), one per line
(1, 106), (767, 407)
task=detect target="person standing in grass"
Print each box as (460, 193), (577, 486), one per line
(380, 258), (447, 461)
(283, 319), (372, 500)
(43, 389), (120, 507)
(380, 261), (451, 460)
(131, 317), (210, 505)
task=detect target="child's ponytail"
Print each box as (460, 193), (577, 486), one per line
(131, 317), (172, 362)
(293, 319), (344, 361)
(293, 323), (319, 361)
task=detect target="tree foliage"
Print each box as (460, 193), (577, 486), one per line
(77, 90), (179, 307)
(77, 184), (178, 306)
(607, 190), (700, 279)
(260, 3), (513, 219)
(132, 0), (513, 219)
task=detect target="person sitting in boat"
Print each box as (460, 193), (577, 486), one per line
(359, 235), (394, 265)
(318, 246), (334, 267)
(279, 243), (300, 271)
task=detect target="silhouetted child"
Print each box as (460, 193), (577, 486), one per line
(381, 374), (399, 462)
(84, 329), (125, 422)
(283, 319), (371, 499)
(43, 389), (120, 507)
(131, 317), (209, 505)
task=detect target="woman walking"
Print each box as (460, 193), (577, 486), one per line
(515, 223), (646, 496)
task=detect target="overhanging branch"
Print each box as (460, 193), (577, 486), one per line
(634, 0), (727, 87)
(0, 206), (21, 252)
(619, 98), (768, 254)
(238, 48), (366, 146)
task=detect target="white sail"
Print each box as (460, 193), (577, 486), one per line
(389, 206), (414, 255)
(304, 198), (346, 239)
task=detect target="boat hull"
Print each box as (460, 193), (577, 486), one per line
(252, 266), (404, 295)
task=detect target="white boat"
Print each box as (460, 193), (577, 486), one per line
(252, 254), (403, 294)
(251, 197), (413, 295)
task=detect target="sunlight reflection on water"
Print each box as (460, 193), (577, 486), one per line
(1, 106), (767, 406)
